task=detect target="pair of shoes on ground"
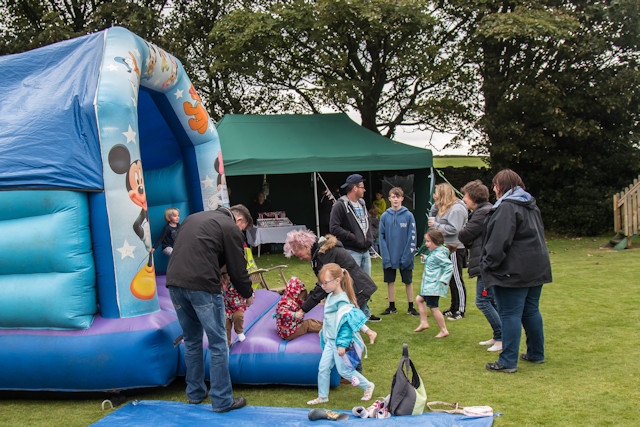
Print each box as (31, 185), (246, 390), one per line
(520, 353), (545, 364)
(368, 314), (381, 322)
(353, 395), (390, 419)
(213, 397), (246, 413)
(353, 406), (389, 419)
(486, 353), (544, 373)
(380, 307), (397, 315)
(447, 311), (464, 321)
(381, 307), (418, 315)
(485, 362), (517, 373)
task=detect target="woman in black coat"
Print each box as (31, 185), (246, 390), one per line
(481, 170), (552, 374)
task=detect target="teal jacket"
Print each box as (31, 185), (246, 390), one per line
(320, 291), (368, 349)
(419, 245), (453, 297)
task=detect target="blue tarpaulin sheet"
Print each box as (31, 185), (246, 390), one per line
(0, 32), (105, 190)
(91, 400), (494, 427)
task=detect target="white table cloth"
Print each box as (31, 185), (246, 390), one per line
(246, 225), (307, 256)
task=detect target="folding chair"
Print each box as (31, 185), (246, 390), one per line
(245, 245), (288, 293)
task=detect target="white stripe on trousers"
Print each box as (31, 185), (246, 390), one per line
(450, 250), (466, 313)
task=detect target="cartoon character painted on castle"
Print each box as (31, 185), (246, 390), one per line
(108, 144), (156, 300)
(183, 84), (209, 134)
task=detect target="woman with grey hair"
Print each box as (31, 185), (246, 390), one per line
(284, 229), (378, 323)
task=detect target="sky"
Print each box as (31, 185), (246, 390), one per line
(342, 111), (473, 156)
(393, 127), (473, 156)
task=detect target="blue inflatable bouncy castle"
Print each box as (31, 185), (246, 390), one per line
(0, 28), (336, 391)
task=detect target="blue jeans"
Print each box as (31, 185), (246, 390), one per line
(475, 277), (502, 341)
(346, 249), (371, 276)
(493, 285), (545, 368)
(168, 286), (233, 411)
(317, 339), (371, 399)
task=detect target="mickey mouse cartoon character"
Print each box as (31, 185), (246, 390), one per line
(108, 144), (150, 247)
(109, 144), (156, 300)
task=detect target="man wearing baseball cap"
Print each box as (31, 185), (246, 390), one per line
(330, 174), (380, 321)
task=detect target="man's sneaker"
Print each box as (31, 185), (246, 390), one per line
(380, 307), (397, 315)
(407, 307), (419, 316)
(447, 312), (464, 321)
(213, 396), (247, 412)
(442, 310), (453, 317)
(485, 362), (517, 373)
(520, 353), (545, 364)
(368, 314), (382, 322)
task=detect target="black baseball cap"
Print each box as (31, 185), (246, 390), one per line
(340, 174), (365, 189)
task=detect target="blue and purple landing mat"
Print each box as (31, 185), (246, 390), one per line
(91, 400), (494, 426)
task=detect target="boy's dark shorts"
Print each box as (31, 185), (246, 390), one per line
(383, 268), (412, 284)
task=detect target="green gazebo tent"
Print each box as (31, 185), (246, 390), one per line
(216, 113), (434, 236)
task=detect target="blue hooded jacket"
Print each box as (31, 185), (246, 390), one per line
(379, 206), (417, 270)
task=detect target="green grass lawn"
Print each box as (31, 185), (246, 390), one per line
(2, 235), (638, 426)
(433, 156), (488, 168)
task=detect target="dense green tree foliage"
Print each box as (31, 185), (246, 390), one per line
(160, 0), (273, 121)
(440, 0), (640, 234)
(1, 0), (638, 234)
(209, 0), (477, 137)
(0, 0), (167, 55)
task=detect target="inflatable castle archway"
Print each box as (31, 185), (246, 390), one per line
(0, 27), (227, 390)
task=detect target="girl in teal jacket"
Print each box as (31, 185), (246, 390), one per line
(414, 229), (453, 338)
(307, 263), (376, 406)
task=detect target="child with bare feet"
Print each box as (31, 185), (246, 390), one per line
(414, 229), (453, 338)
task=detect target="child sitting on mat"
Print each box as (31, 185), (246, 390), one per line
(274, 277), (323, 340)
(221, 268), (247, 345)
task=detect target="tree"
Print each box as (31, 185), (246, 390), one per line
(0, 0), (167, 55)
(441, 0), (640, 234)
(160, 0), (285, 121)
(209, 0), (478, 138)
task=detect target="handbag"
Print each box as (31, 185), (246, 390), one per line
(427, 401), (494, 417)
(388, 343), (427, 416)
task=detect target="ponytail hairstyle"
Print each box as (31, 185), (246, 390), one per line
(318, 263), (358, 307)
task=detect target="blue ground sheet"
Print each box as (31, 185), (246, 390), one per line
(92, 400), (494, 426)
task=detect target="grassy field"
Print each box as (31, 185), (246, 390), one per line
(1, 235), (638, 426)
(433, 156), (488, 168)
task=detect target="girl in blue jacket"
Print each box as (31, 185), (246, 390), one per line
(307, 263), (376, 405)
(414, 229), (453, 338)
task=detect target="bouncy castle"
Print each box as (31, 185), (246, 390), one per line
(0, 27), (333, 391)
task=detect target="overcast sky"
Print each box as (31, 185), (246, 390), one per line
(394, 127), (472, 156)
